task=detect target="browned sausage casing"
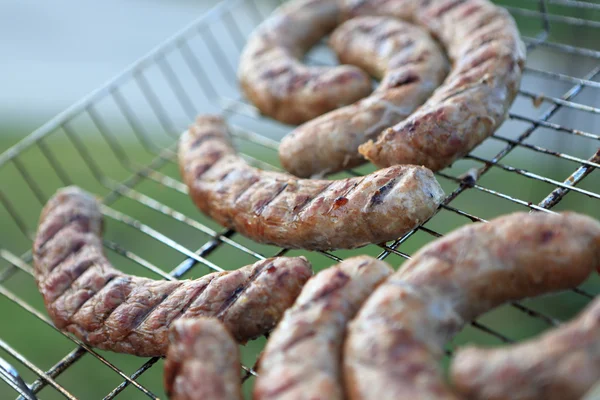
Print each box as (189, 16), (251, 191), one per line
(164, 318), (243, 400)
(344, 212), (600, 400)
(242, 0), (524, 176)
(33, 186), (312, 357)
(451, 296), (600, 400)
(178, 115), (445, 250)
(254, 256), (393, 400)
(238, 0), (372, 125)
(351, 0), (525, 171)
(279, 16), (448, 177)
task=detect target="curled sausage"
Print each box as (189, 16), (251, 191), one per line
(254, 256), (393, 400)
(164, 318), (243, 400)
(178, 115), (445, 250)
(238, 0), (372, 125)
(242, 0), (524, 176)
(451, 296), (600, 400)
(351, 0), (526, 171)
(33, 186), (312, 357)
(279, 16), (448, 177)
(344, 212), (600, 400)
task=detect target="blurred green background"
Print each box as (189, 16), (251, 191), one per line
(1, 0), (600, 399)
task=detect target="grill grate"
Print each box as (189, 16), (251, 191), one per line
(1, 0), (599, 398)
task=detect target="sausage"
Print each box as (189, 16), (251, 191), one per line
(343, 212), (600, 400)
(241, 0), (524, 176)
(238, 0), (372, 125)
(352, 0), (526, 171)
(33, 186), (313, 357)
(451, 296), (600, 400)
(178, 115), (445, 250)
(164, 318), (243, 400)
(279, 16), (448, 177)
(254, 256), (393, 400)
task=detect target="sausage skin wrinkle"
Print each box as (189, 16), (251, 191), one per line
(33, 186), (312, 357)
(164, 318), (243, 400)
(254, 256), (393, 400)
(178, 115), (445, 250)
(241, 0), (524, 177)
(344, 211), (600, 400)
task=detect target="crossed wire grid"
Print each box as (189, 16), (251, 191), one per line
(0, 0), (599, 398)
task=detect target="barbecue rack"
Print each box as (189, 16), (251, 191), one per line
(1, 0), (599, 398)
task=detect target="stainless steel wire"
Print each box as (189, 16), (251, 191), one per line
(0, 0), (599, 398)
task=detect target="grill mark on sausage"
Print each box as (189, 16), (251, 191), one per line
(170, 277), (218, 326)
(261, 64), (293, 79)
(218, 169), (235, 182)
(304, 270), (351, 306)
(462, 37), (500, 57)
(36, 188), (313, 356)
(261, 372), (309, 398)
(67, 275), (120, 324)
(293, 181), (334, 215)
(470, 11), (502, 33)
(232, 177), (261, 204)
(49, 263), (101, 308)
(47, 240), (86, 275)
(368, 176), (399, 207)
(37, 214), (92, 252)
(387, 73), (420, 88)
(458, 3), (483, 18)
(189, 132), (222, 149)
(438, 78), (490, 103)
(344, 213), (600, 399)
(326, 177), (365, 214)
(280, 329), (317, 352)
(183, 117), (444, 250)
(255, 183), (289, 216)
(467, 51), (497, 71)
(393, 52), (430, 67)
(430, 0), (468, 18)
(255, 257), (393, 400)
(375, 28), (408, 42)
(193, 153), (231, 180)
(129, 282), (183, 333)
(83, 276), (136, 329)
(46, 256), (97, 303)
(216, 260), (273, 319)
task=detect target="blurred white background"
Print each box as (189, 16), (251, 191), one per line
(0, 0), (217, 137)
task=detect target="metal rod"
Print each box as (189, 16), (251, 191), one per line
(0, 0), (242, 169)
(0, 339), (75, 400)
(0, 357), (37, 400)
(24, 348), (87, 398)
(0, 283), (158, 399)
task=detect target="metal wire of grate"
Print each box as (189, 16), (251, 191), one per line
(0, 0), (599, 398)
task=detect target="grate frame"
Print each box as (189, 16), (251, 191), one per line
(1, 0), (599, 398)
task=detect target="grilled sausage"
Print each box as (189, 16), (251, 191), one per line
(178, 115), (445, 250)
(33, 186), (313, 357)
(451, 296), (600, 400)
(164, 318), (243, 400)
(238, 0), (372, 125)
(279, 16), (448, 177)
(352, 0), (526, 171)
(343, 212), (600, 400)
(241, 0), (524, 176)
(254, 256), (393, 400)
